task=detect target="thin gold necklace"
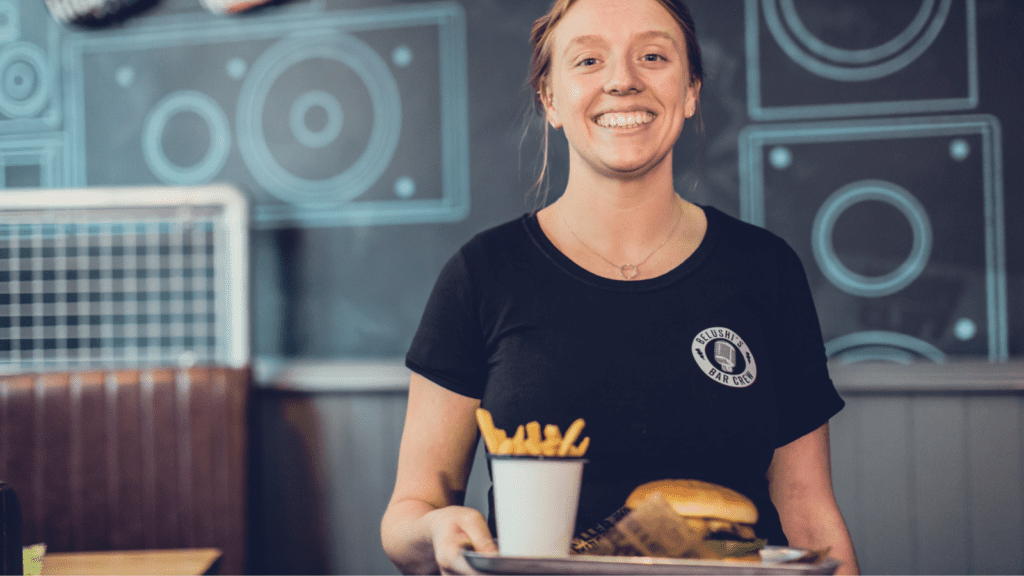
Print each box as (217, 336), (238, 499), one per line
(558, 198), (682, 280)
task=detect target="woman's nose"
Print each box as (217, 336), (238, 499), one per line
(604, 57), (643, 95)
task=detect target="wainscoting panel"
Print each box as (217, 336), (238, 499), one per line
(964, 396), (1024, 575)
(832, 396), (917, 574)
(828, 360), (1024, 575)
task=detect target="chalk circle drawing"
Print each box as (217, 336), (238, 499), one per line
(289, 89), (343, 149)
(0, 42), (50, 118)
(812, 179), (932, 298)
(761, 0), (952, 82)
(142, 90), (232, 185)
(825, 330), (947, 364)
(236, 29), (401, 206)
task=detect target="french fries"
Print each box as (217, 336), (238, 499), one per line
(476, 408), (589, 457)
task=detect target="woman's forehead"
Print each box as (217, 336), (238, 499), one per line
(552, 0), (685, 49)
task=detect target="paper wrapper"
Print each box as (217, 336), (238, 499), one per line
(571, 493), (765, 560)
(572, 493), (709, 558)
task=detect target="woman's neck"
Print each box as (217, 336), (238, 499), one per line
(556, 156), (682, 250)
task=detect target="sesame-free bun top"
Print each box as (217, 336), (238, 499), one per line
(626, 479), (758, 525)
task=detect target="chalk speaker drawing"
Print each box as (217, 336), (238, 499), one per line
(62, 2), (469, 228)
(740, 116), (1006, 363)
(0, 0), (62, 188)
(745, 0), (978, 121)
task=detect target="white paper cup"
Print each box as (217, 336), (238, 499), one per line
(489, 454), (586, 558)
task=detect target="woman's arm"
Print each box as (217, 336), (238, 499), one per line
(767, 422), (860, 575)
(381, 372), (498, 575)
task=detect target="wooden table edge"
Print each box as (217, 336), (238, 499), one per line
(41, 547), (223, 575)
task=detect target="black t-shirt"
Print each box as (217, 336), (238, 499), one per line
(406, 205), (845, 546)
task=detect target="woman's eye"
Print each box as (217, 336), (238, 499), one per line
(578, 57), (598, 67)
(643, 53), (664, 62)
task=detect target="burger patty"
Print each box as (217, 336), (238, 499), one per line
(684, 517), (758, 541)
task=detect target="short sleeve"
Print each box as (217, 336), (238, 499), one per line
(405, 249), (488, 399)
(770, 244), (846, 447)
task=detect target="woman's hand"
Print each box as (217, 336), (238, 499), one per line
(423, 505), (498, 575)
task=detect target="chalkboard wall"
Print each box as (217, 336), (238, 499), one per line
(4, 0), (1022, 364)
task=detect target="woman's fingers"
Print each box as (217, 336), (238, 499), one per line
(461, 514), (499, 554)
(431, 506), (497, 575)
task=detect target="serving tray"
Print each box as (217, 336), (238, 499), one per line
(464, 546), (841, 575)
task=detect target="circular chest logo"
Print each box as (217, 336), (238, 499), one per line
(692, 327), (757, 388)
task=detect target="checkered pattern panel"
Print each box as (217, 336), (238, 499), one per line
(0, 204), (234, 372)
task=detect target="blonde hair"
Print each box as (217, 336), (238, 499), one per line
(523, 0), (705, 210)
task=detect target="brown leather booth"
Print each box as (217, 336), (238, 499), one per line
(0, 366), (249, 575)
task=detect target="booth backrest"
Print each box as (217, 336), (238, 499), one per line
(0, 366), (249, 575)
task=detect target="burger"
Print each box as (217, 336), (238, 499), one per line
(625, 479), (762, 557)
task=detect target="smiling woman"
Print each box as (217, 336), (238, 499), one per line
(381, 1), (860, 574)
(531, 0), (704, 282)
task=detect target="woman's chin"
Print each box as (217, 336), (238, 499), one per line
(599, 157), (662, 179)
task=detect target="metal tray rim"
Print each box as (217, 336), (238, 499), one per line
(464, 546), (841, 575)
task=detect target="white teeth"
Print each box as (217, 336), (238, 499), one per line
(596, 111), (654, 128)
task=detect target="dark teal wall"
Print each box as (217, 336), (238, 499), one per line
(4, 0), (1022, 363)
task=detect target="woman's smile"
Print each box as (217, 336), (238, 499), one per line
(593, 110), (656, 129)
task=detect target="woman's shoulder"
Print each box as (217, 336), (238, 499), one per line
(440, 214), (538, 280)
(704, 205), (776, 241)
(457, 214), (535, 259)
(704, 205), (795, 254)
(701, 205), (806, 276)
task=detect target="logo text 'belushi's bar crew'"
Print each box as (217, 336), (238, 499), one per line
(692, 327), (757, 388)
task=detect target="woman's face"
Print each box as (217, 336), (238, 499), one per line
(542, 0), (699, 180)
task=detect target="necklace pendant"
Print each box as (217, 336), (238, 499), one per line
(620, 264), (639, 280)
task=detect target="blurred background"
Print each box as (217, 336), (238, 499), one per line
(0, 0), (1022, 574)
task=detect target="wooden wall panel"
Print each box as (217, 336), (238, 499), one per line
(322, 394), (401, 575)
(911, 397), (970, 575)
(248, 391), (336, 575)
(854, 397), (916, 574)
(829, 393), (1024, 576)
(964, 396), (1024, 575)
(250, 390), (424, 575)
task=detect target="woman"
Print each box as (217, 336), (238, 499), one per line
(381, 0), (860, 574)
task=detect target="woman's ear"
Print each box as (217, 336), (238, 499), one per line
(540, 83), (563, 129)
(685, 79), (701, 119)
